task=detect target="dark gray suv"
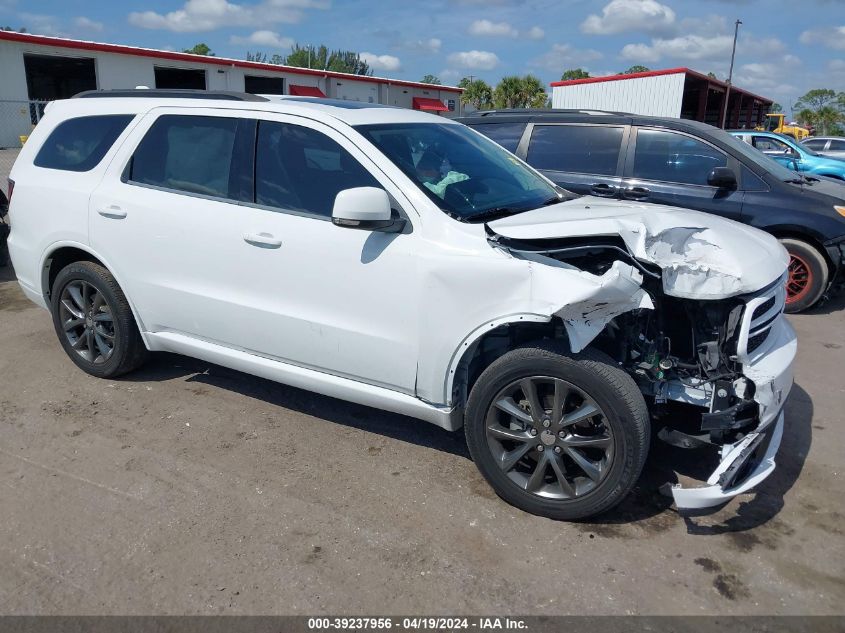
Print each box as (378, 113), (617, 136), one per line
(458, 110), (845, 313)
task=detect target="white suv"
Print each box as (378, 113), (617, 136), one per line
(6, 90), (797, 520)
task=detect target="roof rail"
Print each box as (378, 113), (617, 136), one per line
(476, 108), (629, 117)
(72, 89), (269, 102)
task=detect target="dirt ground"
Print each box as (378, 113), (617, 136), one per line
(0, 259), (843, 615)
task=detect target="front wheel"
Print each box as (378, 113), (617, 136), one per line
(464, 343), (650, 521)
(780, 238), (828, 313)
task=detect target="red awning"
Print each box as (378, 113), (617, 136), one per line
(412, 97), (448, 111)
(289, 84), (326, 97)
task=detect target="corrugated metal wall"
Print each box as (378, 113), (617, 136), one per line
(551, 73), (686, 117)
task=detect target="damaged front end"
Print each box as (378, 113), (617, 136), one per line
(488, 221), (796, 511)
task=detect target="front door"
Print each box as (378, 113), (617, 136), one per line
(90, 107), (420, 393)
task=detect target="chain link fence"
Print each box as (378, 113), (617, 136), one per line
(0, 100), (49, 186)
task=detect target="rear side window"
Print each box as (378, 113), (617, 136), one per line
(127, 115), (246, 199)
(34, 115), (134, 172)
(632, 129), (727, 186)
(527, 125), (624, 176)
(829, 140), (845, 151)
(255, 121), (380, 217)
(468, 122), (527, 153)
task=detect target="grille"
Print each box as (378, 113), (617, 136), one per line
(752, 296), (776, 321)
(741, 277), (786, 358)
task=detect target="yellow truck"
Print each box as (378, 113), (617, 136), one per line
(757, 113), (810, 141)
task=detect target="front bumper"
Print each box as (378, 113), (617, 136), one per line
(665, 316), (797, 510)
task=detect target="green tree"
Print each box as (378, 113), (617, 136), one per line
(459, 77), (493, 110)
(493, 76), (524, 109)
(795, 88), (837, 112)
(521, 74), (548, 108)
(707, 72), (718, 80)
(183, 43), (214, 56)
(813, 106), (844, 136)
(560, 68), (590, 81)
(770, 102), (783, 113)
(492, 75), (548, 109)
(284, 44), (372, 75)
(420, 74), (441, 85)
(621, 65), (650, 74)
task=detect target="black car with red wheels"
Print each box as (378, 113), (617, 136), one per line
(458, 110), (845, 312)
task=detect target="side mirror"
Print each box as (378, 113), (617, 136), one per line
(331, 187), (405, 232)
(707, 167), (737, 189)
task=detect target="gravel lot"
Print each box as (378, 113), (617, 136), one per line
(0, 139), (843, 614)
(0, 259), (843, 615)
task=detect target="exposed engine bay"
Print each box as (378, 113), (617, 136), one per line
(483, 225), (793, 510)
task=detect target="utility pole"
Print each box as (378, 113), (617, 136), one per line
(720, 19), (742, 129)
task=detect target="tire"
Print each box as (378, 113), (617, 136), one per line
(780, 238), (828, 313)
(465, 342), (650, 521)
(50, 261), (148, 378)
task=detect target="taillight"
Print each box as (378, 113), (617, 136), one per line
(6, 178), (13, 203)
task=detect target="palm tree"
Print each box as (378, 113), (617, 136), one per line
(459, 78), (493, 110)
(493, 76), (524, 109)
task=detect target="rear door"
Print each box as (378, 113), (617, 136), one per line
(620, 126), (745, 222)
(522, 123), (629, 199)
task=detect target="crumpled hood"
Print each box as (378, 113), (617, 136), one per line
(488, 197), (789, 299)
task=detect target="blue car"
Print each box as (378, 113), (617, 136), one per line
(730, 130), (845, 181)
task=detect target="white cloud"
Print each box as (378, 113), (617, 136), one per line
(621, 33), (785, 64)
(799, 25), (845, 50)
(581, 0), (675, 35)
(526, 26), (545, 40)
(74, 16), (103, 32)
(468, 19), (518, 37)
(230, 30), (293, 48)
(447, 50), (500, 70)
(406, 37), (441, 54)
(360, 52), (402, 72)
(129, 0), (328, 33)
(530, 44), (603, 71)
(732, 56), (801, 98)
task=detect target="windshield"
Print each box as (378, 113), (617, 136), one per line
(723, 132), (803, 181)
(356, 122), (563, 221)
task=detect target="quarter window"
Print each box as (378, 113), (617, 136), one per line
(527, 125), (624, 176)
(34, 115), (134, 172)
(127, 115), (243, 199)
(632, 129), (727, 186)
(469, 122), (527, 153)
(255, 121), (380, 217)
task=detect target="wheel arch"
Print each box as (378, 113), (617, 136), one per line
(445, 314), (571, 415)
(764, 228), (836, 275)
(40, 242), (150, 346)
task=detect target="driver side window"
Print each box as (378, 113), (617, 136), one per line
(632, 129), (727, 186)
(255, 121), (381, 218)
(752, 136), (792, 154)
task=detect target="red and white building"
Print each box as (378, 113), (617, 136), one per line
(550, 67), (773, 128)
(0, 31), (462, 119)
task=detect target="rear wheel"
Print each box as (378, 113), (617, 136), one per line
(50, 261), (148, 378)
(780, 238), (828, 313)
(465, 343), (650, 520)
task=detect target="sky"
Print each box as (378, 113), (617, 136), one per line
(1, 0), (843, 112)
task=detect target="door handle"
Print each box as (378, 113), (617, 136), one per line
(590, 183), (618, 197)
(622, 186), (650, 200)
(243, 232), (282, 249)
(97, 205), (127, 219)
